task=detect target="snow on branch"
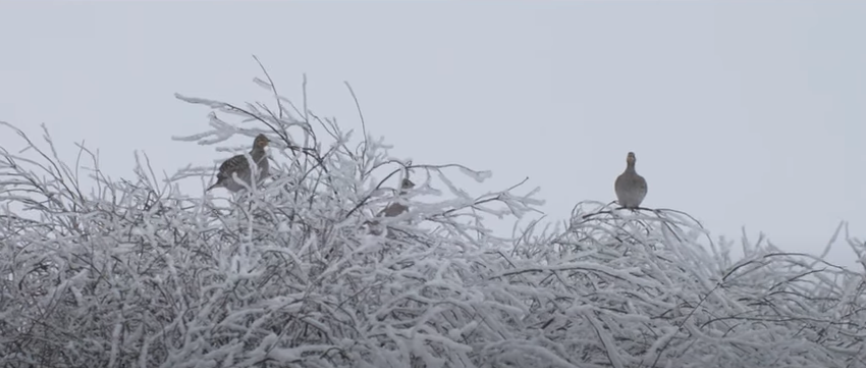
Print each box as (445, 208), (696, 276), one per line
(0, 67), (864, 368)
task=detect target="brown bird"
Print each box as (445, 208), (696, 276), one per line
(614, 151), (648, 209)
(365, 177), (415, 236)
(378, 178), (415, 217)
(206, 134), (270, 192)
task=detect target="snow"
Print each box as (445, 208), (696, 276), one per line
(0, 74), (864, 368)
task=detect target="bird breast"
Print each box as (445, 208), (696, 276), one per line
(615, 173), (647, 208)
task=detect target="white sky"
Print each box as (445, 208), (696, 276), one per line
(1, 1), (864, 269)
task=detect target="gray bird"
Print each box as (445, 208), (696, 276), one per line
(206, 134), (270, 192)
(614, 152), (648, 209)
(378, 178), (415, 217)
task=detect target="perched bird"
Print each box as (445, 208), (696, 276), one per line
(365, 177), (415, 236)
(614, 151), (648, 209)
(378, 178), (415, 217)
(206, 134), (271, 192)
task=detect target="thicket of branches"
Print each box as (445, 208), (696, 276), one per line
(1, 68), (865, 368)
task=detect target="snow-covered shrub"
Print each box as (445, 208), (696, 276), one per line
(1, 70), (864, 368)
(507, 203), (866, 367)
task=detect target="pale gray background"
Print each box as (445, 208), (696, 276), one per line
(1, 1), (863, 268)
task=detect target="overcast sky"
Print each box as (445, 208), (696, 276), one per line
(1, 1), (864, 269)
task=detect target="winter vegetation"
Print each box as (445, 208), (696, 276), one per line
(1, 66), (865, 368)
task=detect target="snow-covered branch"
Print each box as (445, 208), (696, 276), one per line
(0, 71), (863, 368)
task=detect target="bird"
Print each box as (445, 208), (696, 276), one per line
(206, 134), (271, 192)
(614, 151), (648, 209)
(378, 178), (415, 217)
(365, 177), (415, 236)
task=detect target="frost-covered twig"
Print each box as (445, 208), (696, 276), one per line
(1, 67), (864, 368)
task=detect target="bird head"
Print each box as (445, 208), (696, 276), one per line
(253, 134), (270, 149)
(626, 152), (637, 165)
(401, 178), (415, 190)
